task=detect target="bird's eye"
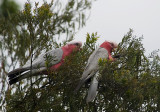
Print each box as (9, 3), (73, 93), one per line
(110, 43), (114, 47)
(74, 43), (79, 46)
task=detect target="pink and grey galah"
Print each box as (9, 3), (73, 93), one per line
(74, 41), (118, 103)
(8, 41), (82, 85)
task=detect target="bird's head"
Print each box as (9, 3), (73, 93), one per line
(64, 41), (82, 51)
(100, 41), (118, 53)
(67, 41), (82, 48)
(108, 41), (118, 50)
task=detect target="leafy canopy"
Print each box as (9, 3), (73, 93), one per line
(0, 0), (160, 111)
(3, 30), (160, 112)
(0, 0), (93, 111)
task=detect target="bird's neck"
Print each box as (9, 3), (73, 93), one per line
(100, 42), (112, 54)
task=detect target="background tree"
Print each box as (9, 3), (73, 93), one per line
(0, 1), (160, 112)
(0, 0), (93, 111)
(0, 0), (20, 18)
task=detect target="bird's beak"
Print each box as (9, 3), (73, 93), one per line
(112, 46), (118, 52)
(112, 43), (118, 52)
(79, 43), (82, 48)
(77, 45), (81, 48)
(112, 48), (116, 52)
(77, 44), (82, 49)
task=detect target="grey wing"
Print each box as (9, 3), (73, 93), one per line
(8, 48), (63, 85)
(23, 48), (63, 69)
(74, 47), (109, 92)
(81, 47), (109, 79)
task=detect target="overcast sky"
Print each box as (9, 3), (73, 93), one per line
(16, 0), (160, 55)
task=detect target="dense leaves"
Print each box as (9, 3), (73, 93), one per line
(0, 0), (20, 18)
(0, 1), (160, 112)
(3, 30), (160, 112)
(0, 0), (93, 111)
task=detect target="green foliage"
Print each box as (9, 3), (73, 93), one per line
(86, 32), (99, 51)
(0, 0), (20, 19)
(3, 30), (160, 111)
(3, 32), (100, 112)
(97, 29), (160, 111)
(0, 1), (160, 111)
(0, 0), (93, 111)
(0, 0), (93, 65)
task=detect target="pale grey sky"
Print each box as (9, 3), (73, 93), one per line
(16, 0), (160, 55)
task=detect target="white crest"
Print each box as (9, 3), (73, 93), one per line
(107, 41), (118, 48)
(66, 41), (82, 47)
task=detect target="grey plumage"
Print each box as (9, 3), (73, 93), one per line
(86, 72), (99, 103)
(23, 48), (63, 69)
(75, 47), (109, 102)
(8, 48), (63, 85)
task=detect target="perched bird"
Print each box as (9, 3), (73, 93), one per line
(8, 41), (82, 85)
(74, 41), (118, 102)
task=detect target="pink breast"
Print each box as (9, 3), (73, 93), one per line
(49, 45), (77, 71)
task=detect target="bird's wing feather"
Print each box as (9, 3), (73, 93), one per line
(23, 48), (63, 69)
(82, 47), (109, 79)
(9, 67), (46, 85)
(75, 47), (109, 92)
(86, 72), (99, 103)
(8, 48), (63, 78)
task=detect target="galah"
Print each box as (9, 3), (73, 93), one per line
(8, 41), (82, 85)
(74, 41), (118, 102)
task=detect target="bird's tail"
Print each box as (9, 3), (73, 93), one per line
(74, 79), (86, 93)
(9, 75), (23, 85)
(74, 71), (95, 93)
(8, 67), (30, 80)
(8, 67), (46, 85)
(86, 72), (99, 103)
(7, 67), (30, 85)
